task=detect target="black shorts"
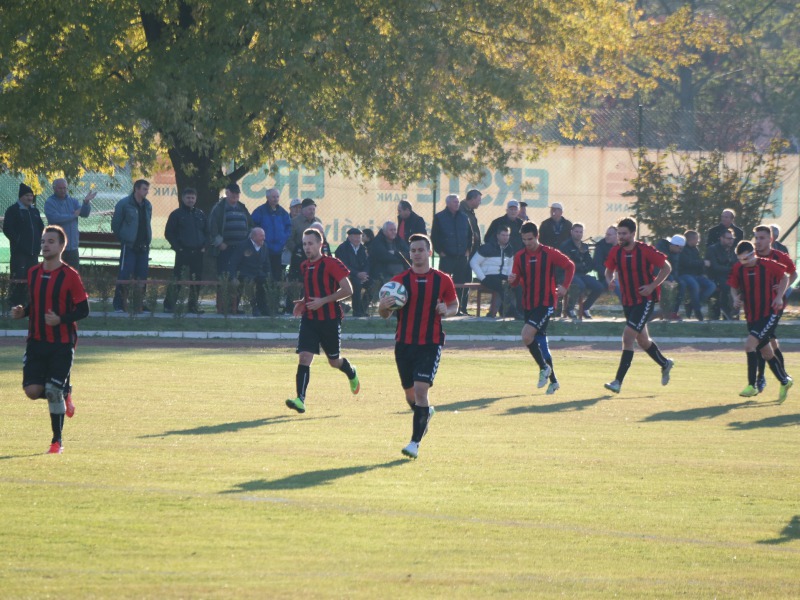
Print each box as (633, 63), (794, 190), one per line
(623, 300), (655, 333)
(748, 313), (781, 343)
(22, 340), (74, 390)
(395, 343), (442, 389)
(296, 316), (342, 359)
(524, 306), (553, 334)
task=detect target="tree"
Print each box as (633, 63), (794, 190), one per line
(0, 0), (639, 212)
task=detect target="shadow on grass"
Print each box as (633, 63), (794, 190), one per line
(436, 395), (526, 412)
(140, 415), (337, 438)
(0, 452), (47, 460)
(758, 516), (800, 545)
(641, 400), (760, 422)
(222, 459), (408, 493)
(728, 413), (800, 430)
(504, 395), (612, 415)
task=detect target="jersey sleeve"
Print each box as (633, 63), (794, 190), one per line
(68, 269), (89, 304)
(439, 272), (458, 304)
(549, 247), (576, 288)
(775, 251), (796, 275)
(328, 257), (351, 281)
(644, 244), (668, 268)
(604, 247), (618, 271)
(510, 250), (523, 287)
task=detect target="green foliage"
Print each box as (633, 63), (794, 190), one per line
(625, 142), (787, 240)
(83, 266), (116, 319)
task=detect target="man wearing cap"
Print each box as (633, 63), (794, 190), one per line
(44, 178), (95, 269)
(208, 183), (253, 276)
(251, 187), (292, 282)
(432, 194), (473, 315)
(111, 179), (153, 312)
(397, 200), (427, 242)
(538, 202), (573, 249)
(460, 189), (483, 259)
(484, 199), (525, 253)
(3, 183), (45, 307)
(285, 198), (321, 282)
(653, 233), (685, 320)
(335, 227), (370, 317)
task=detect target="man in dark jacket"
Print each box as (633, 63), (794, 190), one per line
(208, 183), (252, 276)
(653, 234), (685, 320)
(705, 227), (737, 320)
(705, 209), (744, 249)
(164, 187), (208, 314)
(432, 194), (473, 315)
(3, 183), (45, 306)
(559, 223), (605, 319)
(677, 230), (716, 321)
(397, 200), (427, 242)
(111, 179), (152, 312)
(460, 189), (482, 259)
(335, 227), (371, 317)
(484, 199), (525, 252)
(251, 187), (292, 282)
(228, 227), (271, 316)
(538, 202), (572, 248)
(370, 222), (410, 280)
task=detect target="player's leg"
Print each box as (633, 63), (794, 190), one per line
(535, 331), (559, 394)
(322, 319), (359, 394)
(401, 344), (441, 459)
(636, 320), (673, 384)
(521, 308), (552, 387)
(288, 318), (318, 413)
(756, 337), (792, 402)
(44, 343), (74, 454)
(395, 343), (416, 409)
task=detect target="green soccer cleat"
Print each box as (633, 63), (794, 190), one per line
(285, 397), (306, 413)
(739, 385), (758, 398)
(349, 367), (360, 395)
(537, 364), (552, 389)
(778, 378), (793, 404)
(604, 380), (621, 394)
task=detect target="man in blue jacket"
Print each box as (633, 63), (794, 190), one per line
(432, 194), (473, 315)
(251, 188), (291, 282)
(111, 179), (152, 312)
(3, 183), (45, 306)
(44, 178), (95, 269)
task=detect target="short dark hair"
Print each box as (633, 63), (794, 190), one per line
(753, 225), (772, 236)
(497, 225), (511, 234)
(182, 188), (198, 197)
(398, 200), (413, 211)
(617, 218), (636, 233)
(684, 230), (698, 239)
(44, 225), (67, 246)
(133, 179), (149, 191)
(736, 240), (754, 255)
(520, 221), (538, 237)
(465, 189), (482, 201)
(571, 222), (584, 231)
(302, 228), (322, 242)
(408, 233), (431, 250)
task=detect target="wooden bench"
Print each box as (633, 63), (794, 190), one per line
(80, 231), (120, 264)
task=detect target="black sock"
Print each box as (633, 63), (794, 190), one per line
(767, 356), (789, 385)
(747, 352), (758, 386)
(775, 347), (785, 369)
(615, 349), (634, 383)
(526, 341), (546, 369)
(296, 365), (310, 400)
(644, 342), (668, 368)
(545, 356), (557, 383)
(411, 405), (429, 443)
(50, 412), (63, 444)
(338, 357), (356, 380)
(756, 354), (766, 379)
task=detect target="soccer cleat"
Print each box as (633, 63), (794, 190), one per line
(661, 359), (674, 386)
(755, 376), (767, 394)
(401, 441), (419, 459)
(349, 368), (360, 395)
(582, 309), (593, 320)
(537, 364), (552, 388)
(285, 397), (306, 414)
(778, 378), (793, 404)
(422, 406), (435, 437)
(546, 381), (560, 395)
(739, 385), (758, 398)
(604, 380), (621, 394)
(47, 442), (63, 454)
(65, 392), (75, 418)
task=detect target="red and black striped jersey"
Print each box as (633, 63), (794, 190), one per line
(301, 255), (350, 320)
(27, 263), (88, 344)
(605, 242), (667, 307)
(510, 245), (575, 310)
(758, 248), (796, 275)
(392, 268), (457, 345)
(728, 257), (787, 322)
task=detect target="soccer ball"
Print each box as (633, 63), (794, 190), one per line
(379, 281), (408, 310)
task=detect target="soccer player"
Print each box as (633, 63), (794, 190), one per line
(603, 218), (675, 393)
(752, 225), (797, 393)
(378, 233), (458, 459)
(729, 240), (793, 401)
(507, 221), (575, 393)
(11, 225), (89, 454)
(286, 228), (360, 414)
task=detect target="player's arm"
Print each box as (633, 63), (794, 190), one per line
(305, 276), (353, 311)
(11, 304), (30, 319)
(378, 295), (396, 319)
(437, 298), (459, 318)
(45, 299), (89, 326)
(507, 255), (520, 286)
(556, 252), (576, 295)
(604, 267), (616, 291)
(773, 272), (790, 310)
(641, 260), (671, 296)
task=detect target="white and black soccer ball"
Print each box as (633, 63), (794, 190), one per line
(378, 281), (408, 310)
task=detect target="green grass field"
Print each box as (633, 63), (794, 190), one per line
(1, 341), (798, 598)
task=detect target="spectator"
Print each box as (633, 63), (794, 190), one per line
(285, 198), (321, 281)
(460, 189), (482, 258)
(164, 187), (207, 314)
(335, 227), (371, 317)
(470, 225), (518, 318)
(677, 230), (716, 321)
(484, 199), (525, 252)
(771, 224), (789, 254)
(3, 183), (45, 307)
(370, 221), (409, 280)
(228, 227), (271, 316)
(432, 194), (472, 315)
(208, 183), (252, 276)
(251, 187), (292, 282)
(705, 227), (737, 320)
(289, 198), (302, 218)
(44, 178), (95, 269)
(111, 179), (152, 312)
(397, 199), (427, 241)
(593, 225), (618, 278)
(706, 208), (744, 248)
(559, 223), (605, 319)
(538, 202), (573, 248)
(518, 201), (530, 222)
(653, 234), (685, 320)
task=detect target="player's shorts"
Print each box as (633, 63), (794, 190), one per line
(524, 306), (553, 334)
(22, 340), (74, 390)
(623, 300), (655, 333)
(296, 316), (342, 359)
(394, 343), (442, 389)
(748, 313), (781, 343)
